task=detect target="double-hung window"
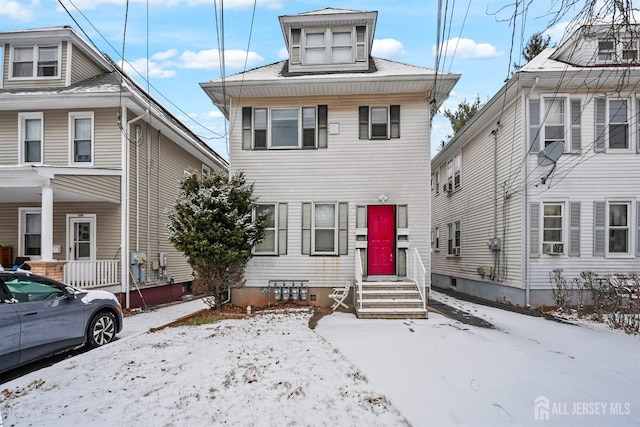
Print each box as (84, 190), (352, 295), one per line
(445, 154), (461, 191)
(19, 112), (43, 164)
(432, 226), (440, 251)
(254, 204), (277, 254)
(529, 96), (582, 153)
(290, 27), (366, 65)
(253, 203), (288, 255)
(11, 45), (59, 78)
(434, 170), (440, 195)
(302, 202), (348, 256)
(597, 38), (638, 63)
(313, 203), (337, 254)
(242, 106), (327, 150)
(608, 202), (630, 254)
(69, 112), (94, 164)
(447, 221), (460, 256)
(542, 203), (564, 255)
(19, 208), (42, 258)
(595, 98), (629, 151)
(359, 105), (400, 140)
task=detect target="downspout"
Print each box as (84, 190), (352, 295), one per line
(146, 121), (151, 285)
(124, 109), (149, 309)
(524, 77), (539, 308)
(492, 126), (499, 279)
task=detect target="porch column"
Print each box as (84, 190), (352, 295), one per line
(41, 186), (54, 261)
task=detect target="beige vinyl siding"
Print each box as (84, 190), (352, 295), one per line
(127, 115), (207, 285)
(0, 108), (122, 167)
(230, 93), (431, 288)
(70, 45), (104, 84)
(0, 202), (120, 263)
(431, 94), (525, 289)
(51, 175), (121, 202)
(94, 108), (123, 168)
(0, 111), (18, 165)
(1, 41), (67, 90)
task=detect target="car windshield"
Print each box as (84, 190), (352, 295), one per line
(3, 277), (65, 302)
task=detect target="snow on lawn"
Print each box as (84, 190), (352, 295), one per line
(316, 290), (640, 427)
(0, 309), (409, 427)
(2, 292), (640, 427)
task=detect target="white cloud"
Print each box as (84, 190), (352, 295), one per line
(372, 38), (405, 58)
(434, 37), (501, 59)
(1, 0), (35, 20)
(544, 21), (572, 44)
(277, 47), (289, 60)
(180, 49), (264, 70)
(152, 49), (179, 61)
(121, 58), (176, 78)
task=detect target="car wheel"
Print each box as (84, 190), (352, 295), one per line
(87, 311), (117, 347)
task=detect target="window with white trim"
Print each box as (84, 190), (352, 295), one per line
(432, 226), (440, 251)
(19, 112), (43, 164)
(542, 202), (565, 255)
(359, 105), (400, 140)
(597, 38), (638, 63)
(242, 106), (327, 150)
(290, 26), (367, 66)
(445, 154), (461, 191)
(254, 204), (277, 254)
(253, 203), (288, 255)
(434, 170), (440, 195)
(608, 202), (630, 254)
(529, 96), (582, 154)
(301, 202), (347, 256)
(11, 45), (59, 78)
(447, 221), (460, 256)
(69, 112), (94, 164)
(313, 203), (337, 255)
(19, 208), (42, 258)
(595, 98), (629, 151)
(201, 164), (211, 177)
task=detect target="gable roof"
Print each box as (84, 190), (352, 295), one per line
(0, 26), (228, 171)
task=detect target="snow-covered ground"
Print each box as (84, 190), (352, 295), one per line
(1, 291), (639, 427)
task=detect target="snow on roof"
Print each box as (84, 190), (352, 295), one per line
(293, 7), (367, 16)
(205, 57), (438, 85)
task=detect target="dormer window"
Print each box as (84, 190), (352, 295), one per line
(11, 45), (59, 78)
(289, 26), (368, 67)
(597, 38), (638, 63)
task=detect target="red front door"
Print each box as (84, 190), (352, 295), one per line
(367, 205), (395, 275)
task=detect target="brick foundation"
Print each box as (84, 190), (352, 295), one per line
(25, 260), (67, 282)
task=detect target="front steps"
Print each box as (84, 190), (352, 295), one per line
(354, 280), (428, 319)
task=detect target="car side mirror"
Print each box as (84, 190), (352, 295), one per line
(63, 286), (78, 299)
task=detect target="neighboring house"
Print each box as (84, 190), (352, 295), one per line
(201, 8), (459, 318)
(0, 26), (228, 308)
(431, 23), (640, 307)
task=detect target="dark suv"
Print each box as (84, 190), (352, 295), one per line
(0, 270), (123, 374)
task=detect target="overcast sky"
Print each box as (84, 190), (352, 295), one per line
(1, 0), (577, 158)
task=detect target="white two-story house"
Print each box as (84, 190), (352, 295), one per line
(202, 8), (459, 317)
(431, 23), (640, 307)
(0, 26), (228, 308)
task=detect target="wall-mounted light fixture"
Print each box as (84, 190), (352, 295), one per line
(378, 194), (388, 203)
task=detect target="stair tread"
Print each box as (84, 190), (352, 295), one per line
(356, 307), (427, 313)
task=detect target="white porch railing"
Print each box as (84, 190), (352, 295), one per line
(407, 248), (428, 310)
(355, 248), (364, 310)
(63, 260), (120, 289)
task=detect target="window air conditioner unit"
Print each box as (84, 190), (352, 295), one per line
(543, 243), (564, 255)
(452, 247), (460, 256)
